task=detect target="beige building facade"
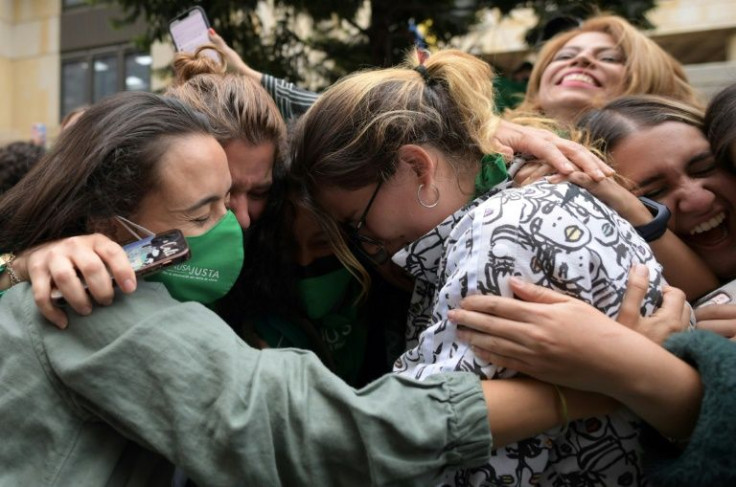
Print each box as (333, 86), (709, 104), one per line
(1, 0), (735, 144)
(0, 0), (60, 144)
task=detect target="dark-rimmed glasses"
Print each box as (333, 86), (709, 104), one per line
(342, 181), (389, 265)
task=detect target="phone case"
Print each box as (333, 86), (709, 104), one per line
(693, 279), (736, 308)
(168, 6), (211, 53)
(50, 230), (190, 305)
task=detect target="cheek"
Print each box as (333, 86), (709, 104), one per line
(605, 67), (626, 91)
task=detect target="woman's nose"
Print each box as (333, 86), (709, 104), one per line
(676, 180), (716, 215)
(570, 51), (594, 66)
(228, 193), (251, 229)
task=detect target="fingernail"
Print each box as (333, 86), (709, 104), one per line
(563, 162), (574, 172)
(547, 174), (564, 184)
(80, 306), (92, 316)
(122, 279), (136, 293)
(510, 276), (525, 287)
(447, 310), (457, 322)
(208, 28), (215, 35)
(595, 169), (605, 180)
(633, 263), (648, 276)
(59, 319), (68, 330)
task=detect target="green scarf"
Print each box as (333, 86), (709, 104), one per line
(474, 154), (508, 198)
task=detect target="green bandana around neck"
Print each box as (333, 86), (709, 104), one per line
(474, 154), (509, 198)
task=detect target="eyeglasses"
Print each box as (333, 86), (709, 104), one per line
(342, 181), (389, 265)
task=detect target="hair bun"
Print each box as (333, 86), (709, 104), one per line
(172, 44), (226, 85)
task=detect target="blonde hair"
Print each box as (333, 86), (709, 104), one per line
(515, 15), (702, 117)
(167, 45), (286, 155)
(290, 48), (500, 289)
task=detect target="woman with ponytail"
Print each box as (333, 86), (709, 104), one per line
(291, 48), (702, 485)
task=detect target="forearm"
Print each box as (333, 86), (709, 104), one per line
(606, 334), (702, 440)
(482, 378), (617, 449)
(648, 231), (718, 300)
(618, 198), (717, 300)
(44, 286), (491, 485)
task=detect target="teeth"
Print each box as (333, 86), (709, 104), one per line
(690, 212), (726, 235)
(563, 73), (596, 85)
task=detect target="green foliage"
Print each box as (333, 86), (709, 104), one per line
(105, 0), (656, 90)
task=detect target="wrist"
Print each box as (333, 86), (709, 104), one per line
(0, 252), (22, 290)
(634, 197), (671, 242)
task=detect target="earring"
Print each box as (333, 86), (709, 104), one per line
(417, 183), (440, 208)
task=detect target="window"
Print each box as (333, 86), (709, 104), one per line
(61, 59), (88, 119)
(62, 0), (88, 8)
(60, 45), (151, 120)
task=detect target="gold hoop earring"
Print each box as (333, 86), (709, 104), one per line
(417, 184), (440, 208)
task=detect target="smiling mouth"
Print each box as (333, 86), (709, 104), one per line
(685, 211), (729, 247)
(559, 73), (599, 87)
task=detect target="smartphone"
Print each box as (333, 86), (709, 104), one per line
(169, 7), (213, 55)
(51, 229), (190, 305)
(693, 279), (736, 308)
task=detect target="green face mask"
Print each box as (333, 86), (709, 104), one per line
(145, 211), (244, 305)
(296, 256), (354, 320)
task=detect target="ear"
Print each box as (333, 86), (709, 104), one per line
(397, 144), (438, 186)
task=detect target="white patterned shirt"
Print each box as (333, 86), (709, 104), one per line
(393, 180), (662, 486)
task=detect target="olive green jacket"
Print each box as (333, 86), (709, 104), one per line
(0, 282), (491, 486)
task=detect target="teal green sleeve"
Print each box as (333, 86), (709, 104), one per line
(33, 283), (491, 485)
(642, 330), (736, 487)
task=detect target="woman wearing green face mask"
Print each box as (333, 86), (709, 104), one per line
(0, 91), (501, 485)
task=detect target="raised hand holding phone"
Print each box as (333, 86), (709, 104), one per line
(169, 7), (216, 57)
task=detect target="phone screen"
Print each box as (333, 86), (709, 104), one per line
(170, 7), (211, 54)
(123, 230), (190, 277)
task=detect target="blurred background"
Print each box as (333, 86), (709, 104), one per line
(1, 0), (735, 144)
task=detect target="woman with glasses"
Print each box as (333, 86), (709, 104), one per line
(290, 48), (702, 485)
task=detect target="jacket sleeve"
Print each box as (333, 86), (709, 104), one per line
(642, 330), (736, 487)
(260, 74), (319, 120)
(35, 283), (491, 487)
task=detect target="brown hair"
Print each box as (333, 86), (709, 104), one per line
(0, 91), (212, 252)
(292, 48), (498, 190)
(576, 94), (704, 166)
(167, 45), (286, 166)
(515, 15), (701, 117)
(704, 82), (736, 169)
(290, 48), (500, 287)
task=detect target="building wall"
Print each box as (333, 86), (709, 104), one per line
(0, 0), (60, 144)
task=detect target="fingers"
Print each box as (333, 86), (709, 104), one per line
(207, 28), (224, 46)
(695, 304), (736, 339)
(25, 234), (135, 326)
(508, 277), (570, 305)
(515, 136), (576, 175)
(617, 264), (650, 327)
(468, 340), (532, 373)
(551, 137), (613, 181)
(450, 307), (541, 350)
(694, 303), (736, 321)
(29, 268), (69, 329)
(512, 162), (543, 186)
(519, 164), (553, 187)
(694, 318), (736, 339)
(659, 285), (688, 330)
(93, 237), (136, 294)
